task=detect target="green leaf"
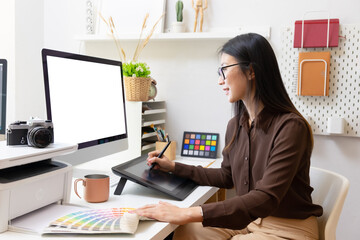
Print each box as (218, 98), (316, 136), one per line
(122, 62), (151, 78)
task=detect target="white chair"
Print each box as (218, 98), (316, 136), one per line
(310, 166), (350, 240)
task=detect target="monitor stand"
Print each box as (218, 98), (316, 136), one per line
(114, 177), (127, 195)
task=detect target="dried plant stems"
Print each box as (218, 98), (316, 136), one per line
(99, 13), (126, 62)
(133, 13), (165, 62)
(110, 17), (126, 62)
(132, 13), (149, 63)
(99, 12), (164, 63)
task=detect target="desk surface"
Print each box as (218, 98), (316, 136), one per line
(0, 153), (221, 240)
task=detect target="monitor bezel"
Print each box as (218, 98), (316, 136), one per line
(41, 48), (128, 149)
(112, 155), (198, 201)
(0, 59), (7, 135)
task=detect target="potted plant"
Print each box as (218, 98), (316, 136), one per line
(100, 13), (163, 101)
(122, 62), (152, 101)
(171, 0), (185, 33)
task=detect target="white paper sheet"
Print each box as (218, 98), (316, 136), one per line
(9, 203), (87, 234)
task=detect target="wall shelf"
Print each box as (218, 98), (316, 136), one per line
(75, 32), (238, 42)
(75, 26), (271, 42)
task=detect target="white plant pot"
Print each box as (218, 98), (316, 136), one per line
(171, 22), (185, 33)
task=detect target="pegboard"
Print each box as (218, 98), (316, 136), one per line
(279, 24), (360, 137)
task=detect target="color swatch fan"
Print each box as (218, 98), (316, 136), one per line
(43, 208), (148, 234)
(181, 131), (219, 159)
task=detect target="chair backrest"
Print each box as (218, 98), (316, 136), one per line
(310, 166), (350, 240)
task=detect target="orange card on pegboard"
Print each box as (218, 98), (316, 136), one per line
(297, 51), (330, 96)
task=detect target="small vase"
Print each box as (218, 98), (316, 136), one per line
(171, 21), (185, 33)
(124, 77), (151, 101)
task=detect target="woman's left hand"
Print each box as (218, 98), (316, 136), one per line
(133, 201), (203, 225)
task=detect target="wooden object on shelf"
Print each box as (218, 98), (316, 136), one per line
(191, 0), (208, 32)
(156, 141), (176, 160)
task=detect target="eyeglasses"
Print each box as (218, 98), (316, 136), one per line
(217, 63), (245, 80)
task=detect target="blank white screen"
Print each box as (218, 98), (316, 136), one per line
(0, 63), (3, 131)
(46, 56), (126, 145)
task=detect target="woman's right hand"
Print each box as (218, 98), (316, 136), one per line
(147, 150), (175, 172)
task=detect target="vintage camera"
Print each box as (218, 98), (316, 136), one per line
(7, 119), (54, 148)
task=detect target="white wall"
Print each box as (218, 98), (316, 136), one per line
(6, 0), (360, 239)
(0, 0), (44, 124)
(14, 0), (44, 120)
(0, 0), (16, 126)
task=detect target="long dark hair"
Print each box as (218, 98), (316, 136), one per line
(220, 33), (313, 149)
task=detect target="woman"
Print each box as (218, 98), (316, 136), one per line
(134, 33), (323, 240)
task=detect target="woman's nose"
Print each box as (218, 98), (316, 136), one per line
(218, 76), (225, 85)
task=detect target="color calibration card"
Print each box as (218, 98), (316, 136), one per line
(181, 131), (219, 159)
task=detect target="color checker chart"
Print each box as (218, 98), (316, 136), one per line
(181, 131), (219, 159)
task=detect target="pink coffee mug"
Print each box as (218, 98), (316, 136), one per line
(74, 174), (109, 203)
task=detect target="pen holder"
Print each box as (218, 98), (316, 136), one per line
(156, 141), (176, 161)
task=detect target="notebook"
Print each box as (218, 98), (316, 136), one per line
(297, 51), (330, 96)
(294, 19), (339, 48)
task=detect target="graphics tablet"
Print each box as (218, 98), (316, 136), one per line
(111, 155), (198, 200)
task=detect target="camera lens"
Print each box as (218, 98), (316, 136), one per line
(27, 127), (53, 148)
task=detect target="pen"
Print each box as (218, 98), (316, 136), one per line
(150, 141), (171, 170)
(157, 129), (164, 142)
(160, 129), (165, 141)
(205, 160), (216, 168)
(157, 127), (165, 142)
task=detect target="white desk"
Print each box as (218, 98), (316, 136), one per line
(0, 153), (221, 240)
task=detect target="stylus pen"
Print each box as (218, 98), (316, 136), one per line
(150, 141), (171, 170)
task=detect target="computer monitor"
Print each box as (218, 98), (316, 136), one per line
(42, 49), (128, 165)
(0, 59), (7, 137)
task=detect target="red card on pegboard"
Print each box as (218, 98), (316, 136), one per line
(294, 19), (339, 48)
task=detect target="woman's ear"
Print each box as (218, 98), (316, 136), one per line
(248, 65), (255, 80)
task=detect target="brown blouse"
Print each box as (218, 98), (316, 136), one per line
(174, 108), (323, 229)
